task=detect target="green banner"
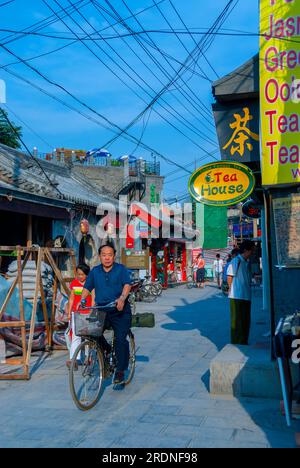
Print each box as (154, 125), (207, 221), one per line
(195, 203), (227, 249)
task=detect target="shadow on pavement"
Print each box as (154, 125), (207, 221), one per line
(160, 285), (298, 448)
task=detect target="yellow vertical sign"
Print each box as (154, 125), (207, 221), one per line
(260, 0), (300, 186)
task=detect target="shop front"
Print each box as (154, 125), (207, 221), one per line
(147, 239), (187, 288)
(128, 202), (193, 287)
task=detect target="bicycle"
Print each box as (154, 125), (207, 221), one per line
(186, 268), (197, 289)
(69, 302), (136, 411)
(143, 275), (163, 297)
(131, 279), (157, 303)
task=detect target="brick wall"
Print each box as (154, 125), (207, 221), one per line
(72, 165), (124, 196)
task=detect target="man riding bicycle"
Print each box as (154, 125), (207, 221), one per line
(79, 242), (132, 387)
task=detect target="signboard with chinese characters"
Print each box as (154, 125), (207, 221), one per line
(188, 161), (255, 207)
(150, 184), (156, 203)
(273, 195), (300, 267)
(213, 101), (260, 163)
(233, 223), (254, 237)
(260, 0), (300, 186)
(121, 249), (150, 270)
(242, 199), (262, 219)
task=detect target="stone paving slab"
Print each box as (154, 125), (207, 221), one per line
(0, 285), (298, 448)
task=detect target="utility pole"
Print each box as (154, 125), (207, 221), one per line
(239, 203), (243, 242)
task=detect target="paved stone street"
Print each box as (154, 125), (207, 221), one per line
(0, 285), (298, 448)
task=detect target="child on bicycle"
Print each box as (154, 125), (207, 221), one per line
(66, 264), (94, 369)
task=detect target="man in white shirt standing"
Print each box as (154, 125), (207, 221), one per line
(213, 254), (224, 289)
(227, 240), (255, 345)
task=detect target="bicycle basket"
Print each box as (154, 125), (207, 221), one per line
(74, 311), (106, 337)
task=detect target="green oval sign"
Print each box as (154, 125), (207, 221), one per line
(188, 161), (255, 207)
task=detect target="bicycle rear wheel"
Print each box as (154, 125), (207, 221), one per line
(154, 282), (163, 296)
(141, 285), (156, 302)
(125, 331), (136, 385)
(186, 275), (194, 289)
(69, 339), (104, 411)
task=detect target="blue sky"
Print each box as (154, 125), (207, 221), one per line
(0, 0), (259, 198)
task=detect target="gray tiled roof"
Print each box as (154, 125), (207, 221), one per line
(0, 144), (121, 210)
(212, 54), (259, 101)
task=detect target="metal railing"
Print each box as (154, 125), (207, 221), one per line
(114, 174), (146, 197)
(34, 153), (160, 175)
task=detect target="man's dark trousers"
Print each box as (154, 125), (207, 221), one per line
(230, 299), (251, 345)
(104, 303), (132, 372)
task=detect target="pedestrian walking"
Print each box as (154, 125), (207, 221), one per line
(227, 240), (255, 345)
(213, 254), (224, 289)
(193, 253), (206, 288)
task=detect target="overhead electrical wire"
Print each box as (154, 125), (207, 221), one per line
(1, 46), (192, 174)
(195, 0), (240, 59)
(124, 0), (239, 107)
(0, 0), (88, 45)
(0, 0), (167, 45)
(97, 0), (215, 129)
(151, 0), (213, 82)
(66, 0), (217, 143)
(0, 107), (63, 196)
(1, 0), (237, 175)
(164, 152), (220, 184)
(163, 149), (219, 179)
(168, 0), (220, 79)
(130, 107), (153, 156)
(0, 34), (213, 83)
(98, 0), (216, 151)
(0, 0), (16, 7)
(100, 0), (237, 149)
(173, 0), (239, 92)
(118, 0), (214, 121)
(44, 0), (217, 155)
(88, 0), (218, 144)
(3, 103), (54, 150)
(2, 28), (298, 42)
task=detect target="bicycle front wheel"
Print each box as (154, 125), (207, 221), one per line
(186, 276), (194, 289)
(69, 339), (104, 411)
(125, 331), (136, 385)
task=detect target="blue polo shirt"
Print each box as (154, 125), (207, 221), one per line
(84, 263), (131, 304)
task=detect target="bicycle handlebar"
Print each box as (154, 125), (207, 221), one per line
(79, 301), (117, 313)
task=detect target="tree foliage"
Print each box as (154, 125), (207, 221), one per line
(0, 108), (22, 149)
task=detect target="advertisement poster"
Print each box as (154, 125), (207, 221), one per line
(273, 194), (300, 266)
(260, 0), (300, 185)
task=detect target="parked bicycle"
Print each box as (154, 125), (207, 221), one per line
(186, 276), (197, 289)
(186, 268), (197, 289)
(69, 302), (136, 411)
(130, 279), (156, 302)
(143, 275), (163, 297)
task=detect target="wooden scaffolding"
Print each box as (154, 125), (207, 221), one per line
(0, 246), (76, 380)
